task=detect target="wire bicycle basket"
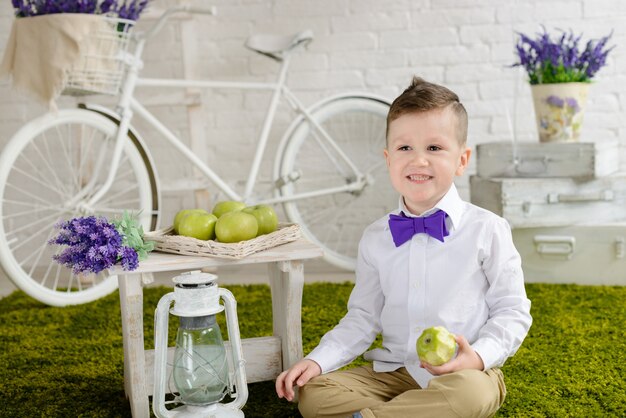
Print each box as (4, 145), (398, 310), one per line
(62, 16), (135, 96)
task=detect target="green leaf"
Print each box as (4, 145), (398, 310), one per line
(110, 211), (154, 256)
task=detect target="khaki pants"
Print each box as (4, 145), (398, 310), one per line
(298, 365), (506, 418)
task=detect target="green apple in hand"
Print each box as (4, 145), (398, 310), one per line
(212, 200), (246, 218)
(215, 211), (258, 243)
(173, 208), (208, 234)
(242, 204), (278, 236)
(416, 326), (457, 366)
(178, 212), (218, 240)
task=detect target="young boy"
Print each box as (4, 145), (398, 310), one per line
(275, 77), (532, 418)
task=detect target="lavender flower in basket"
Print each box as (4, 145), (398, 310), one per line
(11, 0), (151, 21)
(511, 27), (615, 142)
(48, 212), (153, 275)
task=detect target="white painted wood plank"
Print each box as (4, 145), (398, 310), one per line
(269, 260), (304, 370)
(119, 273), (150, 418)
(110, 238), (323, 274)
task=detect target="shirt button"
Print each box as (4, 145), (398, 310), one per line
(414, 282), (419, 289)
(415, 327), (421, 333)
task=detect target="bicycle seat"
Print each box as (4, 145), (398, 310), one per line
(245, 30), (314, 61)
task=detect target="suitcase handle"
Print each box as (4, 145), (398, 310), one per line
(547, 190), (614, 203)
(534, 235), (575, 259)
(515, 157), (549, 175)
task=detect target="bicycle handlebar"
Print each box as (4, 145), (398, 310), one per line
(137, 5), (217, 41)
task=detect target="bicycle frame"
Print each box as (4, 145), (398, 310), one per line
(85, 15), (368, 210)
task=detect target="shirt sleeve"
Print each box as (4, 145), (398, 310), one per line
(306, 234), (384, 373)
(471, 217), (533, 370)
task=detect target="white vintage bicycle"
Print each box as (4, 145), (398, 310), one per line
(0, 6), (395, 306)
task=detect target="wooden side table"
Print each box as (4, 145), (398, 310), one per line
(109, 238), (323, 417)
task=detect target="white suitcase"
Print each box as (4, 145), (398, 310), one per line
(469, 173), (626, 228)
(476, 140), (619, 180)
(512, 224), (626, 285)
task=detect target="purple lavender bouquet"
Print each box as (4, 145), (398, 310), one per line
(48, 213), (153, 275)
(512, 28), (614, 84)
(11, 0), (150, 21)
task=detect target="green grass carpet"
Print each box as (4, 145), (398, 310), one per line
(0, 282), (624, 417)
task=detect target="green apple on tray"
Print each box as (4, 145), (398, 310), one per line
(173, 200), (279, 243)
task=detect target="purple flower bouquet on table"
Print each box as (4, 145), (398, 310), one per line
(48, 212), (153, 275)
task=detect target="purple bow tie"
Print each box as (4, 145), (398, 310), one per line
(388, 210), (449, 247)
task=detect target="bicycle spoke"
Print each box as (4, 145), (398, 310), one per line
(34, 130), (73, 197)
(364, 159), (387, 176)
(2, 197), (63, 209)
(56, 123), (83, 194)
(27, 225), (57, 278)
(99, 195), (143, 208)
(1, 205), (63, 220)
(9, 212), (64, 253)
(77, 127), (98, 194)
(93, 183), (139, 204)
(39, 258), (56, 289)
(297, 202), (340, 226)
(5, 182), (64, 210)
(52, 263), (62, 291)
(11, 153), (66, 200)
(309, 125), (352, 179)
(91, 185), (142, 210)
(65, 123), (78, 188)
(70, 272), (82, 292)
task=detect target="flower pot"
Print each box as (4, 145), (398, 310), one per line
(530, 82), (589, 143)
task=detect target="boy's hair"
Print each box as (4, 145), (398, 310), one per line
(386, 76), (468, 145)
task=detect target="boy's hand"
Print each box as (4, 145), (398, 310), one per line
(420, 334), (484, 376)
(275, 359), (322, 402)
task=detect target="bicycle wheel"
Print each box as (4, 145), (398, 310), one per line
(278, 95), (396, 271)
(0, 108), (159, 306)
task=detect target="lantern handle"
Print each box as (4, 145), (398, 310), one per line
(220, 288), (249, 410)
(153, 292), (175, 418)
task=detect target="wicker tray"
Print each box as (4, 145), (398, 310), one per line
(144, 223), (301, 259)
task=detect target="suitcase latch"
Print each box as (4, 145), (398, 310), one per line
(547, 190), (614, 204)
(616, 237), (625, 259)
(534, 235), (575, 259)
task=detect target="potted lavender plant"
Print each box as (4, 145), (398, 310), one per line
(512, 28), (614, 142)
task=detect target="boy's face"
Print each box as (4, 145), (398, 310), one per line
(384, 107), (471, 215)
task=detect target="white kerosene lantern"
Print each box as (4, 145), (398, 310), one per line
(153, 270), (248, 417)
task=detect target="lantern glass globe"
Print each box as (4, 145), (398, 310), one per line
(173, 314), (229, 405)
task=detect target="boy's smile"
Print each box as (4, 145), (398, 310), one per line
(384, 107), (471, 215)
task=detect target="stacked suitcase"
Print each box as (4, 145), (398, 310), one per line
(469, 140), (626, 285)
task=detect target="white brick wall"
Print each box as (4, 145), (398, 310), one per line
(0, 0), (624, 221)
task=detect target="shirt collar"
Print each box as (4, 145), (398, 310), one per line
(397, 183), (464, 231)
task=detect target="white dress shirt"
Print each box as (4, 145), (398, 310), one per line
(306, 184), (532, 388)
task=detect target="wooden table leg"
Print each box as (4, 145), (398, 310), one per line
(268, 260), (304, 371)
(119, 273), (150, 418)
